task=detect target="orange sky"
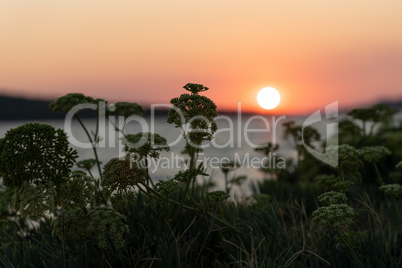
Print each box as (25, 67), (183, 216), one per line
(1, 1), (402, 114)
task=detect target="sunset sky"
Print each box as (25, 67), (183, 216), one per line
(1, 1), (401, 114)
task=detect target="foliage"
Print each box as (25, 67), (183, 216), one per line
(123, 132), (170, 159)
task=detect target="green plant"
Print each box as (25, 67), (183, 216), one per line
(1, 87), (401, 267)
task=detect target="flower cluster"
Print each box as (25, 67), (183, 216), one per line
(52, 208), (89, 242)
(52, 207), (129, 249)
(332, 181), (355, 192)
(326, 144), (363, 182)
(107, 102), (145, 119)
(102, 157), (146, 199)
(348, 103), (397, 125)
(49, 93), (105, 113)
(0, 123), (77, 188)
(378, 184), (402, 198)
(337, 144), (361, 162)
(312, 204), (359, 230)
(167, 83), (218, 146)
(359, 146), (391, 162)
(87, 207), (129, 249)
(123, 132), (170, 160)
(183, 83), (209, 94)
(57, 171), (96, 210)
(318, 191), (348, 205)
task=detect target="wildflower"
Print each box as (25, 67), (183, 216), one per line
(0, 122), (77, 188)
(107, 101), (145, 119)
(123, 132), (170, 160)
(313, 203), (359, 230)
(318, 191), (348, 205)
(333, 181), (355, 192)
(378, 184), (402, 198)
(49, 93), (105, 113)
(359, 146), (391, 185)
(87, 207), (129, 249)
(183, 83), (209, 94)
(57, 171), (96, 210)
(53, 206), (129, 249)
(52, 208), (89, 242)
(325, 144), (362, 182)
(167, 83), (218, 146)
(359, 146), (391, 162)
(102, 157), (146, 199)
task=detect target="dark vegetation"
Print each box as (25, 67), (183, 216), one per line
(0, 85), (401, 267)
(2, 94), (402, 120)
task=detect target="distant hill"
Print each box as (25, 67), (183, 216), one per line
(0, 96), (63, 120)
(0, 95), (401, 121)
(0, 95), (169, 120)
(382, 100), (402, 110)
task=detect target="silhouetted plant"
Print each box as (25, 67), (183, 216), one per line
(76, 158), (100, 179)
(219, 160), (240, 194)
(0, 122), (77, 188)
(282, 121), (320, 166)
(167, 83), (218, 209)
(107, 101), (145, 119)
(348, 103), (397, 137)
(359, 146), (391, 185)
(102, 156), (146, 201)
(1, 87), (401, 267)
(50, 93), (106, 181)
(123, 132), (170, 186)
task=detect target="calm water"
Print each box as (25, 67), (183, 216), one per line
(0, 114), (336, 196)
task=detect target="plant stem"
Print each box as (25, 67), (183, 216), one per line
(336, 230), (364, 268)
(75, 115), (103, 182)
(373, 163), (384, 185)
(176, 146), (196, 216)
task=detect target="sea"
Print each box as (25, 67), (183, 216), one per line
(0, 113), (343, 197)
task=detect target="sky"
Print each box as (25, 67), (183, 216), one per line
(0, 0), (401, 114)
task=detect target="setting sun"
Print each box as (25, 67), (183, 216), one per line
(257, 87), (281, 110)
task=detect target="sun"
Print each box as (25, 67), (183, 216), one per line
(257, 87), (281, 110)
